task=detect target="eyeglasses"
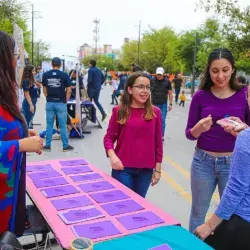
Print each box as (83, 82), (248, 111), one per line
(132, 85), (152, 92)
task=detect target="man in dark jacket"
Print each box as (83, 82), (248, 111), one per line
(87, 60), (107, 121)
(151, 67), (173, 140)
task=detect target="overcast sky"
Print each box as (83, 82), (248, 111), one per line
(27, 0), (249, 58)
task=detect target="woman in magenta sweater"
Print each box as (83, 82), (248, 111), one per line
(104, 71), (163, 198)
(186, 48), (250, 233)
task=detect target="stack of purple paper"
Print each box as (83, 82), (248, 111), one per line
(28, 170), (61, 180)
(26, 164), (53, 172)
(59, 159), (88, 166)
(90, 190), (129, 204)
(72, 220), (121, 239)
(32, 177), (68, 188)
(41, 185), (80, 198)
(59, 207), (104, 224)
(101, 199), (144, 216)
(70, 173), (103, 183)
(61, 166), (92, 175)
(51, 196), (93, 211)
(78, 181), (114, 193)
(116, 211), (164, 230)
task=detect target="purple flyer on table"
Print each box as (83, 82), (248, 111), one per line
(32, 177), (68, 188)
(117, 211), (164, 230)
(72, 220), (121, 239)
(61, 166), (92, 175)
(28, 170), (61, 180)
(149, 244), (172, 250)
(78, 181), (114, 193)
(51, 196), (93, 211)
(41, 185), (80, 198)
(59, 159), (88, 166)
(59, 207), (104, 224)
(70, 173), (103, 183)
(101, 199), (144, 216)
(26, 164), (53, 172)
(90, 190), (129, 204)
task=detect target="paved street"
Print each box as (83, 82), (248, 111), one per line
(27, 85), (219, 231)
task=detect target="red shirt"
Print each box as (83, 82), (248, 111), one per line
(104, 106), (163, 168)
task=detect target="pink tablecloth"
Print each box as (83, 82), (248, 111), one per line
(26, 158), (179, 249)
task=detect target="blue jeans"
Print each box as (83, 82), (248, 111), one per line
(175, 88), (181, 103)
(45, 102), (68, 148)
(87, 88), (105, 115)
(155, 102), (168, 137)
(189, 148), (231, 232)
(112, 168), (153, 198)
(22, 99), (37, 129)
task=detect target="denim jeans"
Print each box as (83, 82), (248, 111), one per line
(189, 148), (231, 232)
(45, 102), (68, 148)
(112, 168), (153, 198)
(175, 88), (181, 103)
(87, 88), (105, 115)
(155, 102), (168, 137)
(22, 99), (37, 129)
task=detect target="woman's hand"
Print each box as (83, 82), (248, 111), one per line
(197, 115), (213, 133)
(194, 223), (213, 240)
(30, 104), (35, 113)
(28, 129), (38, 137)
(109, 154), (124, 170)
(19, 136), (43, 154)
(191, 115), (213, 138)
(151, 170), (161, 186)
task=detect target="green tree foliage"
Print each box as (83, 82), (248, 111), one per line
(0, 0), (50, 66)
(0, 0), (32, 55)
(33, 40), (51, 66)
(81, 55), (122, 71)
(196, 0), (250, 73)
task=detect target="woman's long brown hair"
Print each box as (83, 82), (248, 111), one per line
(118, 71), (155, 124)
(21, 64), (35, 88)
(0, 31), (24, 121)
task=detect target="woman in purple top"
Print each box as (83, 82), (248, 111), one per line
(104, 72), (163, 198)
(186, 48), (250, 232)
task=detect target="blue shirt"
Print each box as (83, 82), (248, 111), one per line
(216, 128), (250, 222)
(87, 66), (105, 90)
(22, 80), (38, 101)
(42, 69), (72, 103)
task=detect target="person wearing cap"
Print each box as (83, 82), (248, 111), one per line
(42, 57), (74, 152)
(151, 67), (173, 141)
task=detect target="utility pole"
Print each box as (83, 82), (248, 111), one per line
(32, 4), (34, 65)
(137, 20), (141, 65)
(191, 32), (198, 97)
(93, 18), (100, 56)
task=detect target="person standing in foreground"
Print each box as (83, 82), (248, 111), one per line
(186, 48), (250, 233)
(103, 72), (163, 198)
(42, 57), (74, 152)
(87, 60), (107, 121)
(151, 67), (173, 141)
(172, 74), (183, 104)
(0, 31), (43, 235)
